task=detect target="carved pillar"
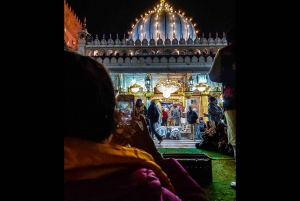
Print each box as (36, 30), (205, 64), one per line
(118, 74), (122, 90)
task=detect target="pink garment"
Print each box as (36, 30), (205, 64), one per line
(65, 168), (181, 201)
(158, 158), (208, 201)
(65, 158), (208, 201)
(162, 110), (168, 119)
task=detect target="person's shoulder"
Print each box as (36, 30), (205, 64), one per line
(220, 42), (236, 53)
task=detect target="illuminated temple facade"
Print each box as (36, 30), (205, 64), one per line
(65, 0), (226, 118)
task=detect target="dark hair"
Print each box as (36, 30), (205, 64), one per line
(64, 50), (117, 142)
(206, 121), (211, 129)
(209, 96), (217, 102)
(226, 27), (236, 44)
(135, 98), (142, 107)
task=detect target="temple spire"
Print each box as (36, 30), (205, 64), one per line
(83, 17), (87, 31)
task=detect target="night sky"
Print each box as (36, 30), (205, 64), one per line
(65, 0), (236, 40)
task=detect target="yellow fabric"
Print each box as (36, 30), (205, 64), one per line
(156, 101), (163, 117)
(64, 137), (175, 193)
(135, 103), (146, 118)
(224, 110), (236, 146)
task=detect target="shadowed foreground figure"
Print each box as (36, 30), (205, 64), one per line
(64, 49), (209, 201)
(208, 27), (236, 189)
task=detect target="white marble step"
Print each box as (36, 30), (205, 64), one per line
(153, 138), (203, 148)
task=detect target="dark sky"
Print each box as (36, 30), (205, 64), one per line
(65, 0), (236, 40)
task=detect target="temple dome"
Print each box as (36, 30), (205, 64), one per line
(131, 0), (198, 43)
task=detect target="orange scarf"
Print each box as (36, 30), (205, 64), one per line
(135, 103), (146, 118)
(64, 137), (175, 193)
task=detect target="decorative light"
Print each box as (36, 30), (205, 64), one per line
(163, 91), (170, 98)
(131, 74), (136, 84)
(156, 74), (181, 98)
(195, 83), (207, 91)
(209, 83), (222, 98)
(198, 75), (207, 83)
(196, 83), (206, 91)
(145, 74), (151, 92)
(188, 75), (194, 88)
(129, 74), (140, 92)
(130, 83), (141, 93)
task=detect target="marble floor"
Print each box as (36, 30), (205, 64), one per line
(153, 137), (202, 148)
(151, 125), (203, 148)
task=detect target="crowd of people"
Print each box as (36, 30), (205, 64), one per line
(64, 26), (236, 200)
(64, 47), (209, 201)
(133, 97), (224, 143)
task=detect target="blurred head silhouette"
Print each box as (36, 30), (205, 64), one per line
(64, 49), (117, 142)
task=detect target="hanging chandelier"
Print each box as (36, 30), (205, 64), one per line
(195, 83), (208, 92)
(145, 74), (151, 92)
(156, 74), (181, 98)
(130, 83), (141, 93)
(194, 74), (210, 92)
(129, 74), (141, 93)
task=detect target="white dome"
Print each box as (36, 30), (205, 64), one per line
(131, 0), (197, 43)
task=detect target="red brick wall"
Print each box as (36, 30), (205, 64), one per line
(64, 0), (82, 51)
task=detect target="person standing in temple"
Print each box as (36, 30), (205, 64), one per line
(196, 116), (207, 140)
(208, 27), (236, 189)
(161, 108), (168, 126)
(207, 96), (224, 128)
(148, 99), (164, 144)
(155, 100), (163, 126)
(186, 105), (199, 141)
(135, 98), (147, 119)
(171, 103), (181, 126)
(178, 102), (185, 127)
(135, 98), (150, 135)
